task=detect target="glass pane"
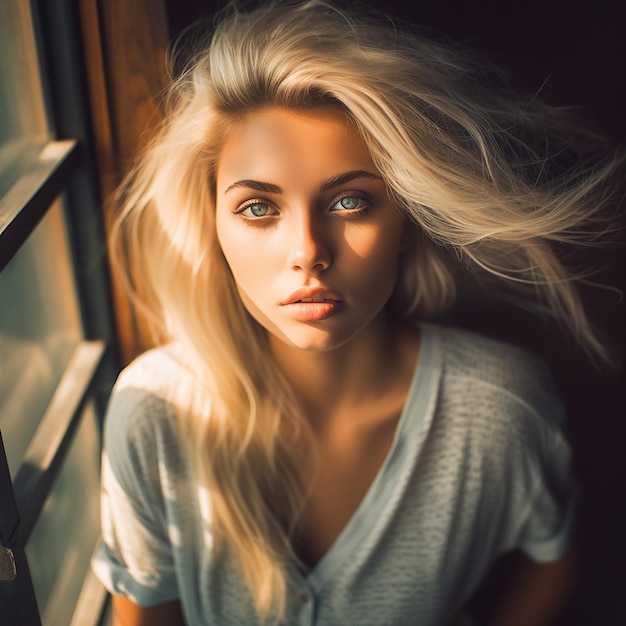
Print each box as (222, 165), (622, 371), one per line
(25, 403), (101, 626)
(0, 200), (83, 475)
(0, 0), (107, 623)
(0, 0), (49, 196)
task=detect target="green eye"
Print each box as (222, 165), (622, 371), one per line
(340, 197), (359, 209)
(239, 201), (274, 218)
(331, 195), (369, 212)
(249, 203), (270, 217)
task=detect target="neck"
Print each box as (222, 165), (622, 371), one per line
(269, 314), (418, 424)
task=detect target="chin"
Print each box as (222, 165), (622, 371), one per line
(269, 326), (355, 353)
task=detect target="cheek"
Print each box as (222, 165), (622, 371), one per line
(340, 235), (403, 305)
(219, 243), (255, 292)
(216, 220), (281, 303)
(344, 221), (405, 272)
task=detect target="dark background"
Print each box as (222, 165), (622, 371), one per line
(164, 1), (626, 623)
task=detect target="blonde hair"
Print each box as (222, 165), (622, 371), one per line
(110, 0), (624, 618)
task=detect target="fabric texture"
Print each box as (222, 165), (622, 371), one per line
(92, 324), (576, 625)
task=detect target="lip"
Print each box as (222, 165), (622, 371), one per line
(281, 287), (343, 306)
(281, 287), (344, 322)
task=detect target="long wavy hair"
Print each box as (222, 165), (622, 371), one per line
(110, 0), (623, 618)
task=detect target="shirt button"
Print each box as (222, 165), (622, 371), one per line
(299, 591), (310, 603)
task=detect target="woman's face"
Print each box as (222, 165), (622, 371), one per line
(215, 106), (408, 353)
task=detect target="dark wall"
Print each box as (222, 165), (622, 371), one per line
(379, 8), (625, 626)
(381, 1), (626, 141)
(165, 2), (625, 624)
(167, 0), (626, 143)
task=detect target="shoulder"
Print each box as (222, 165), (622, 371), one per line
(113, 343), (188, 399)
(426, 324), (565, 435)
(103, 344), (191, 487)
(435, 324), (549, 384)
(415, 326), (575, 565)
(105, 346), (180, 432)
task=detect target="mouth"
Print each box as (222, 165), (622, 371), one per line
(281, 289), (344, 321)
(282, 288), (343, 306)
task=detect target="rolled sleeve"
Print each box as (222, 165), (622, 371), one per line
(91, 450), (179, 606)
(517, 428), (578, 563)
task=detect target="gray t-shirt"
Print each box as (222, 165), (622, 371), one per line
(92, 324), (575, 625)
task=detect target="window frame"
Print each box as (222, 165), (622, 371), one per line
(0, 0), (121, 623)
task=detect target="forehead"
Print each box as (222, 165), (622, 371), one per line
(215, 106), (378, 192)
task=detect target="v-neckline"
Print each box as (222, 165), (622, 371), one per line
(294, 324), (441, 592)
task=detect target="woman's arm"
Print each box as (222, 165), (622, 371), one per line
(484, 546), (581, 626)
(111, 595), (186, 626)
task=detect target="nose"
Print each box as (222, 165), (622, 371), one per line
(288, 212), (331, 273)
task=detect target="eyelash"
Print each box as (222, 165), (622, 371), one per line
(330, 191), (370, 214)
(234, 191), (372, 221)
(235, 199), (278, 219)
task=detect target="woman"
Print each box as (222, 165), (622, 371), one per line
(93, 1), (623, 624)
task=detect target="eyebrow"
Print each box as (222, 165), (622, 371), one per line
(224, 179), (282, 194)
(319, 170), (382, 191)
(223, 170), (382, 195)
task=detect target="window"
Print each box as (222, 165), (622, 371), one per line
(0, 1), (119, 624)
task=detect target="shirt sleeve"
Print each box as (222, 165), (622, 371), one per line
(515, 417), (578, 563)
(91, 386), (180, 606)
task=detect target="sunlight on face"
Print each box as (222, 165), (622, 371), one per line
(215, 106), (408, 353)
